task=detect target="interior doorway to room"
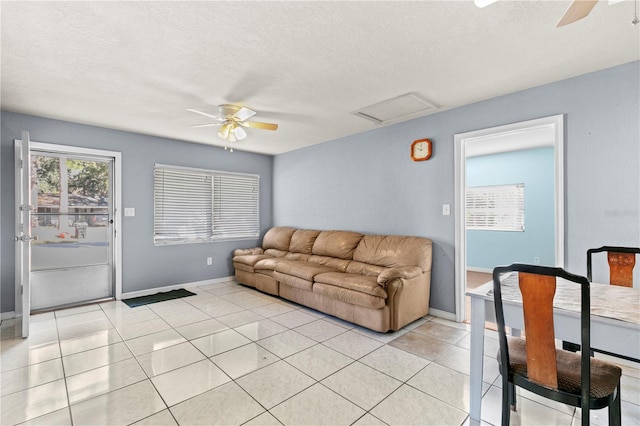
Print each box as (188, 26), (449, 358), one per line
(454, 115), (565, 323)
(23, 143), (120, 312)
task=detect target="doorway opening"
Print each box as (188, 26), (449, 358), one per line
(16, 140), (122, 315)
(454, 115), (565, 323)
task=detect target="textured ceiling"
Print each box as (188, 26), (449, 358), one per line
(1, 1), (639, 155)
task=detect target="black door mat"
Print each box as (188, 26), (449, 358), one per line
(122, 288), (196, 308)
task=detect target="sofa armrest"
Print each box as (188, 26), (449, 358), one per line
(377, 266), (423, 287)
(234, 247), (264, 256)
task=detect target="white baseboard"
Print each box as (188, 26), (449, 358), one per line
(428, 307), (457, 322)
(120, 276), (235, 300)
(466, 267), (493, 274)
(1, 311), (16, 320)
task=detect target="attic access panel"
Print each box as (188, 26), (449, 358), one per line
(353, 93), (437, 124)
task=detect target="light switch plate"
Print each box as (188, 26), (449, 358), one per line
(442, 204), (451, 216)
(124, 208), (136, 217)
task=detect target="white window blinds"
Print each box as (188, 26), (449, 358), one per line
(466, 183), (525, 232)
(154, 165), (259, 245)
(212, 174), (260, 239)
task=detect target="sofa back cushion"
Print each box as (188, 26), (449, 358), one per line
(286, 252), (311, 262)
(353, 235), (432, 272)
(308, 255), (350, 272)
(264, 248), (288, 258)
(289, 229), (321, 254)
(262, 227), (296, 251)
(312, 230), (364, 259)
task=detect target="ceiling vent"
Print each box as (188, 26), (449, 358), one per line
(352, 93), (437, 125)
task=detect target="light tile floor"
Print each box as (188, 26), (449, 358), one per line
(1, 279), (639, 425)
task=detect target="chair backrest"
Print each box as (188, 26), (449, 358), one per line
(587, 246), (639, 287)
(493, 264), (591, 401)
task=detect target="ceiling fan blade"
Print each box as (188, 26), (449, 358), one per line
(233, 107), (257, 122)
(186, 108), (223, 121)
(239, 121), (278, 131)
(556, 0), (598, 27)
(192, 123), (222, 128)
(234, 126), (247, 140)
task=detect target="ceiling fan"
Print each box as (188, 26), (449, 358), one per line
(474, 0), (637, 27)
(187, 104), (278, 149)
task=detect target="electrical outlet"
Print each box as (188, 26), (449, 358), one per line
(534, 257), (541, 265)
(207, 257), (213, 266)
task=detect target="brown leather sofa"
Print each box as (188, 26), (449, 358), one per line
(233, 226), (432, 332)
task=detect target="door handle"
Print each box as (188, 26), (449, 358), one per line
(14, 235), (38, 242)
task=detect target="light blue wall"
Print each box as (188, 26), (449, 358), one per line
(2, 62), (638, 315)
(466, 147), (555, 270)
(274, 61), (640, 313)
(1, 112), (274, 313)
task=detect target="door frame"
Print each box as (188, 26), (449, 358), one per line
(453, 114), (565, 322)
(14, 132), (32, 337)
(15, 140), (123, 317)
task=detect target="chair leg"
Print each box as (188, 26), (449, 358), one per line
(581, 405), (589, 426)
(501, 381), (511, 426)
(509, 382), (517, 411)
(609, 383), (622, 426)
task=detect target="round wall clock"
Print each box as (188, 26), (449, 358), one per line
(411, 138), (432, 162)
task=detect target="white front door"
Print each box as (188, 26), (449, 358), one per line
(15, 138), (122, 315)
(14, 132), (32, 338)
(29, 146), (117, 311)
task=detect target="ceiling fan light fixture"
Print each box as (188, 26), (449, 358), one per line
(234, 125), (247, 141)
(217, 122), (232, 140)
(188, 104), (278, 145)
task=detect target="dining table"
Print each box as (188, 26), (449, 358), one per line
(467, 273), (640, 421)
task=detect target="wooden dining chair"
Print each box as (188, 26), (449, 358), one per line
(564, 246), (640, 360)
(493, 263), (622, 426)
(587, 246), (639, 287)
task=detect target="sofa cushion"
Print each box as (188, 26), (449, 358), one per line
(274, 260), (337, 281)
(233, 254), (271, 268)
(314, 272), (387, 298)
(285, 252), (311, 262)
(263, 226), (296, 251)
(353, 235), (432, 272)
(312, 230), (364, 259)
(273, 272), (314, 291)
(264, 248), (288, 258)
(289, 229), (321, 254)
(254, 257), (285, 271)
(308, 255), (350, 272)
(313, 283), (385, 309)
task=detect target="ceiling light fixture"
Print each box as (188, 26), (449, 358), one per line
(217, 121), (248, 152)
(188, 104), (278, 153)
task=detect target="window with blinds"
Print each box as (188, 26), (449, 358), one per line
(154, 165), (259, 245)
(466, 183), (525, 232)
